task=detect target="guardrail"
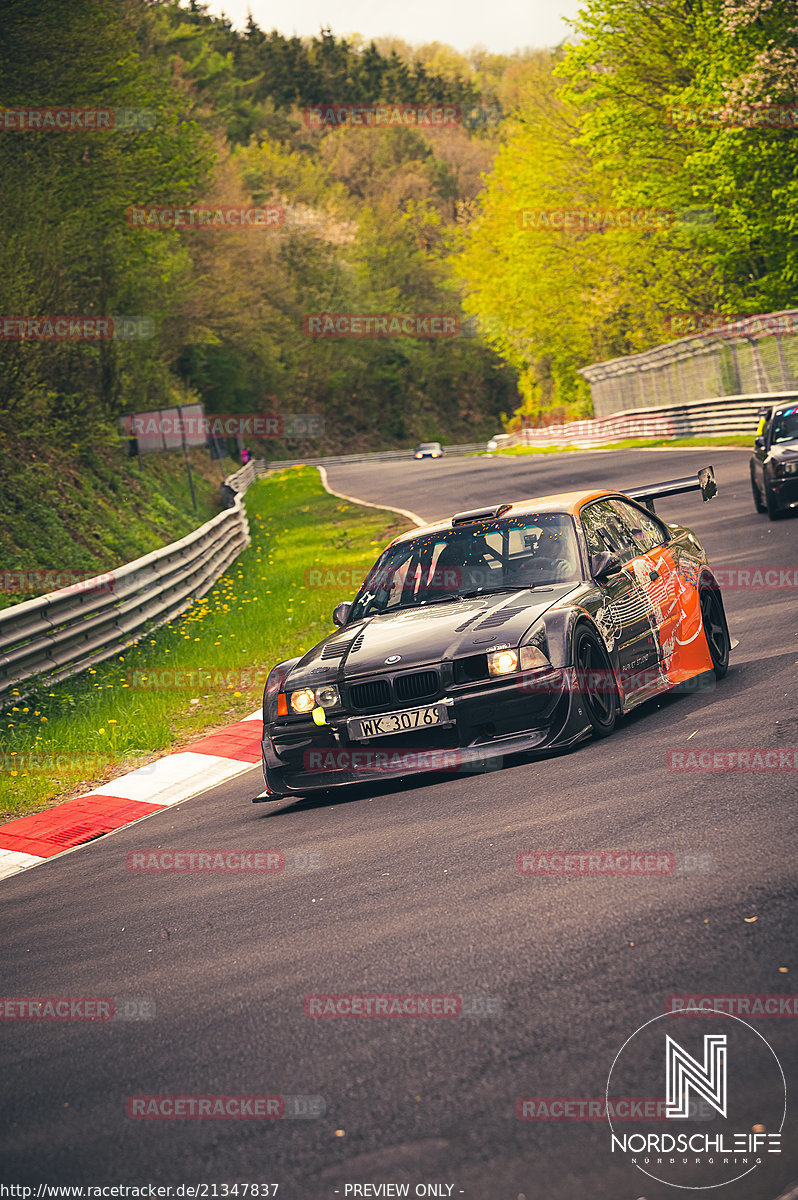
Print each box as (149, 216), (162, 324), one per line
(0, 460), (267, 707)
(267, 442), (488, 468)
(580, 309), (798, 416)
(516, 392), (795, 448)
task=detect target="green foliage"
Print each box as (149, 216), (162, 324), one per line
(0, 0), (517, 457)
(455, 1), (798, 425)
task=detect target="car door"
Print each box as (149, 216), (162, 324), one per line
(578, 499), (661, 701)
(610, 498), (714, 685)
(606, 499), (683, 683)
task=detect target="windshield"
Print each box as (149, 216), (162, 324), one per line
(771, 405), (798, 444)
(349, 513), (582, 620)
(418, 443), (439, 450)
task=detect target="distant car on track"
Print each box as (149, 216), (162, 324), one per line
(414, 442), (443, 459)
(486, 433), (512, 452)
(750, 401), (798, 519)
(257, 467), (729, 801)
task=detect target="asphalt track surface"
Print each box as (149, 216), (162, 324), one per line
(2, 448), (798, 1200)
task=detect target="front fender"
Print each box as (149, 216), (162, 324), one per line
(538, 591), (609, 670)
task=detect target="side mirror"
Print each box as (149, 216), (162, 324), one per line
(332, 601), (352, 627)
(755, 435), (766, 450)
(591, 551), (622, 581)
(698, 464), (718, 502)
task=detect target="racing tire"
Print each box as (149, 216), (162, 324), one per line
(764, 479), (781, 521)
(751, 473), (766, 513)
(573, 625), (617, 739)
(699, 584), (730, 679)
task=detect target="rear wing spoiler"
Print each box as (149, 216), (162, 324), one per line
(626, 465), (717, 515)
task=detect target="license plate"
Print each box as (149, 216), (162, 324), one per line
(348, 703), (450, 741)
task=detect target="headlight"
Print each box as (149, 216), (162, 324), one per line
(519, 644), (549, 670)
(290, 688), (316, 714)
(518, 624), (551, 673)
(289, 684), (340, 714)
(488, 648), (519, 676)
(315, 684), (339, 707)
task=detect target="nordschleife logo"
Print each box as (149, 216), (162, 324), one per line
(606, 1010), (786, 1189)
(665, 1033), (727, 1119)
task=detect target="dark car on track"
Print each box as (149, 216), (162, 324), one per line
(750, 401), (798, 519)
(256, 468), (730, 801)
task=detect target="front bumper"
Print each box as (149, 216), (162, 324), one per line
(770, 473), (798, 511)
(257, 669), (592, 798)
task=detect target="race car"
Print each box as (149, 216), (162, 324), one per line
(414, 442), (444, 459)
(750, 401), (798, 519)
(256, 467), (730, 800)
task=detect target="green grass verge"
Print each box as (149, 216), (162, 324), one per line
(0, 466), (408, 822)
(487, 434), (752, 454)
(594, 435), (752, 450)
(471, 444), (580, 456)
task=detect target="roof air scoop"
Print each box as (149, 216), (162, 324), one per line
(451, 503), (512, 525)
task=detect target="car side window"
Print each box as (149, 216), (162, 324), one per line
(771, 408), (798, 444)
(610, 500), (668, 553)
(580, 499), (635, 558)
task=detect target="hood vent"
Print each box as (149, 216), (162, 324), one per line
(321, 638), (354, 659)
(454, 611), (484, 633)
(475, 606), (525, 630)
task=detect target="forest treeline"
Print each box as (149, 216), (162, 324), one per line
(0, 0), (516, 452)
(1, 0), (797, 452)
(458, 0), (798, 418)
